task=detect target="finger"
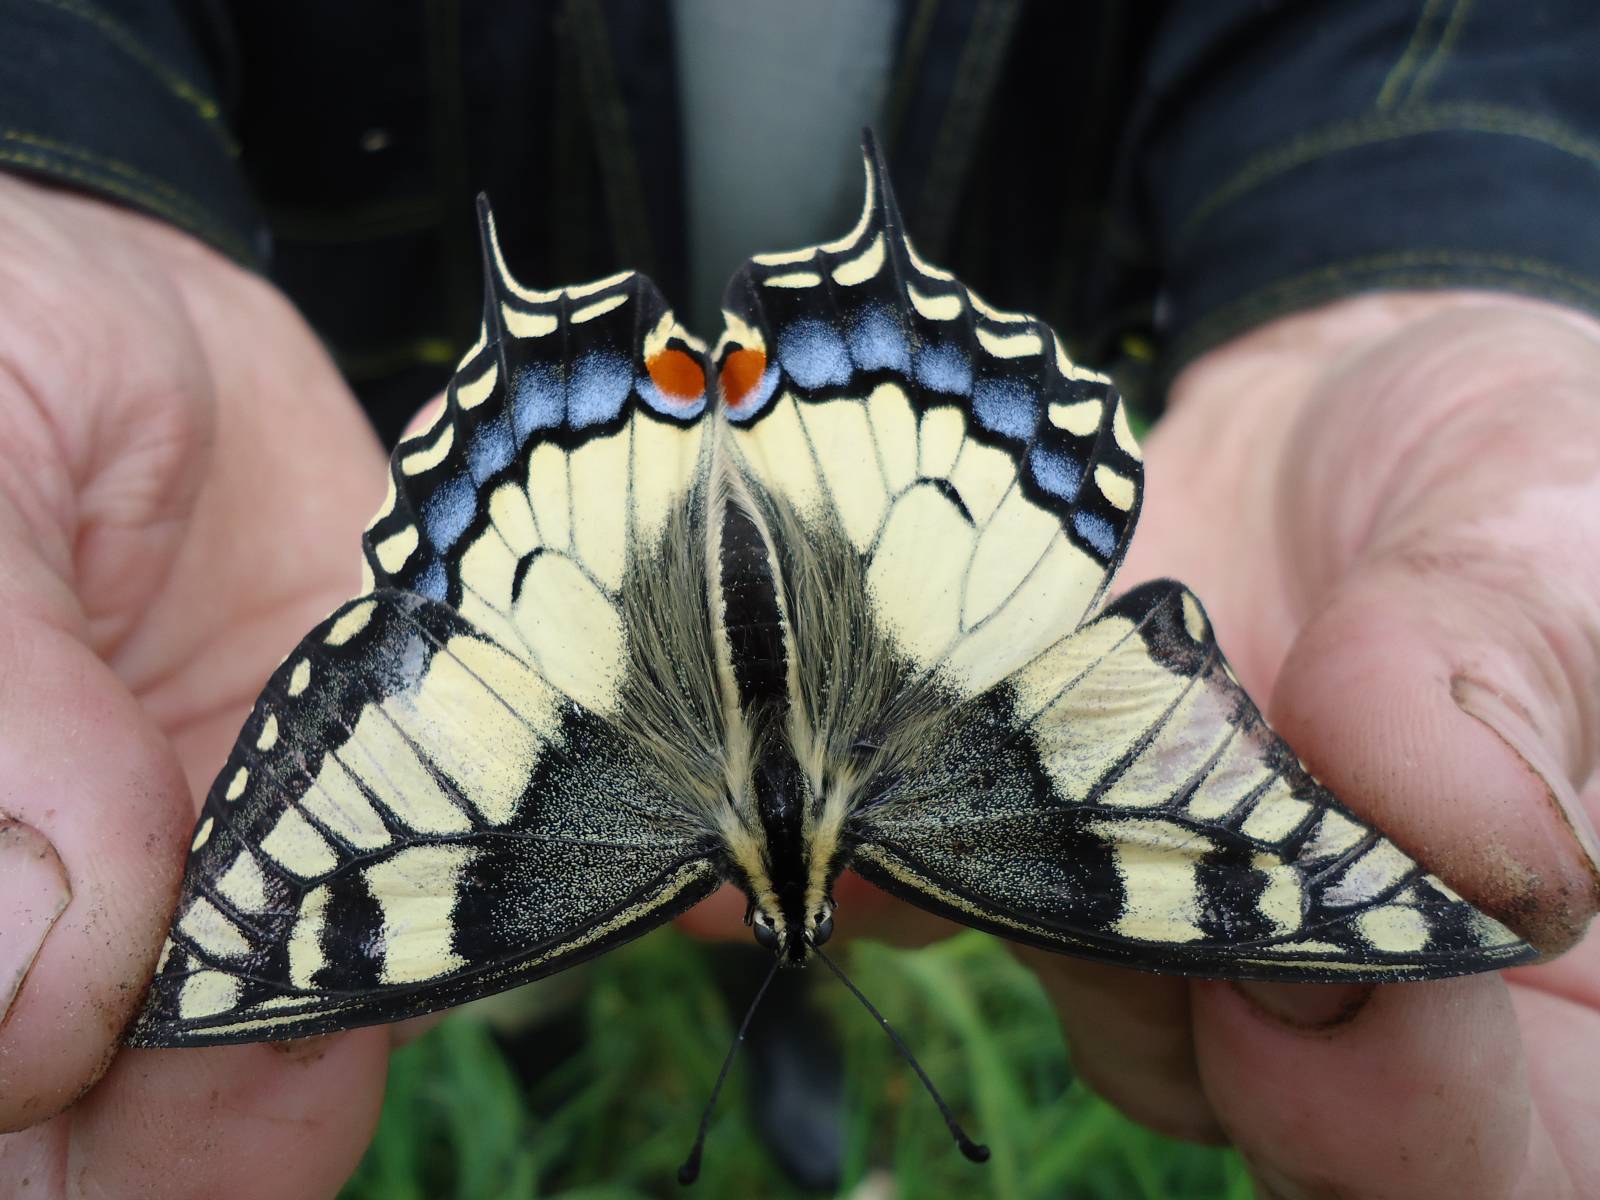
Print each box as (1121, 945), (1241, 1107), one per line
(1193, 975), (1566, 1199)
(0, 1031), (389, 1200)
(1511, 934), (1600, 1195)
(1268, 561), (1599, 951)
(0, 616), (190, 1132)
(1016, 950), (1224, 1143)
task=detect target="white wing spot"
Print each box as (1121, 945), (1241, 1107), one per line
(565, 271), (633, 299)
(907, 282), (962, 321)
(831, 233), (885, 286)
(287, 659), (312, 697)
(763, 271), (824, 289)
(179, 896), (251, 959)
(224, 768), (249, 802)
(454, 362), (498, 409)
(751, 245), (817, 267)
(400, 424), (455, 476)
(191, 816), (214, 850)
(969, 291), (1031, 324)
(256, 713), (279, 751)
(260, 807), (338, 877)
(1094, 464), (1137, 512)
(216, 854), (268, 911)
(288, 885), (329, 987)
(1048, 398), (1102, 436)
(178, 971), (241, 1019)
(1357, 905), (1431, 953)
(571, 293), (629, 324)
(1112, 399), (1143, 462)
(325, 599), (378, 646)
(975, 326), (1044, 359)
(374, 525), (420, 574)
(366, 844), (477, 984)
(1240, 794), (1313, 843)
(502, 305), (559, 338)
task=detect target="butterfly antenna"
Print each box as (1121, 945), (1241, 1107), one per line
(677, 955), (783, 1186)
(813, 946), (990, 1166)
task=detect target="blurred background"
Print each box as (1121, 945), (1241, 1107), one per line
(339, 929), (1252, 1200)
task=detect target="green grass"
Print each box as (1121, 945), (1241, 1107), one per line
(340, 931), (1252, 1200)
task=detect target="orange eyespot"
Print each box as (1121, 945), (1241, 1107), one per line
(646, 347), (706, 400)
(719, 347), (768, 409)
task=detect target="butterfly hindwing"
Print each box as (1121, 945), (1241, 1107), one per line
(130, 207), (731, 1046)
(715, 138), (1142, 698)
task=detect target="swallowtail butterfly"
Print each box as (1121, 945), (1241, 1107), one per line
(128, 134), (1535, 1166)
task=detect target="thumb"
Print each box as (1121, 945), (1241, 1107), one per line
(1266, 552), (1599, 954)
(0, 599), (191, 1131)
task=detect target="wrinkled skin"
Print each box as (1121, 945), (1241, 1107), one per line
(0, 177), (1595, 1199)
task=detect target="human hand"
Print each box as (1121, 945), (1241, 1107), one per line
(1027, 293), (1599, 1199)
(0, 175), (395, 1198)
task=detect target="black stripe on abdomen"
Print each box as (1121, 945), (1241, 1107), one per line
(719, 501), (788, 712)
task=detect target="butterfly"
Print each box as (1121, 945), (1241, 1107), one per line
(127, 134), (1534, 1149)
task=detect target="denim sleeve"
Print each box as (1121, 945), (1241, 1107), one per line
(1132, 0), (1600, 380)
(0, 0), (262, 266)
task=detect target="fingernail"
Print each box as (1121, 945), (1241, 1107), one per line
(0, 818), (71, 1023)
(1452, 675), (1600, 877)
(1233, 981), (1373, 1030)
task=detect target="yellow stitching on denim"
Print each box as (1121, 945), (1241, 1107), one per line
(1178, 102), (1600, 247)
(1405, 0), (1472, 106)
(2, 129), (199, 210)
(21, 0), (238, 155)
(1170, 250), (1600, 372)
(1376, 0), (1447, 111)
(0, 147), (253, 264)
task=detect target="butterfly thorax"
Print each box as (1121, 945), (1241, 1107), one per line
(743, 744), (835, 962)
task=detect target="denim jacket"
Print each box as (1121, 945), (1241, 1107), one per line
(3, 0), (1597, 440)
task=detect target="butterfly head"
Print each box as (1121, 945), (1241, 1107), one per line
(750, 897), (835, 963)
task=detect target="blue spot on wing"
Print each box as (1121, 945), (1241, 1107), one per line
(972, 377), (1041, 441)
(423, 474), (476, 551)
(847, 306), (911, 373)
(913, 343), (971, 394)
(1073, 510), (1117, 559)
(568, 352), (633, 428)
(638, 376), (707, 421)
(1027, 443), (1082, 501)
(777, 318), (852, 389)
(414, 558), (448, 602)
(468, 420), (515, 482)
(513, 365), (562, 441)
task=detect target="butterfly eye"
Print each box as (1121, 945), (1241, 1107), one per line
(752, 913), (780, 951)
(811, 911), (834, 946)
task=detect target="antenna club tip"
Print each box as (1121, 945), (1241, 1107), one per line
(676, 1157), (702, 1187)
(959, 1138), (991, 1164)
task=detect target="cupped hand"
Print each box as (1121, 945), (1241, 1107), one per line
(0, 176), (393, 1198)
(1075, 292), (1599, 1200)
